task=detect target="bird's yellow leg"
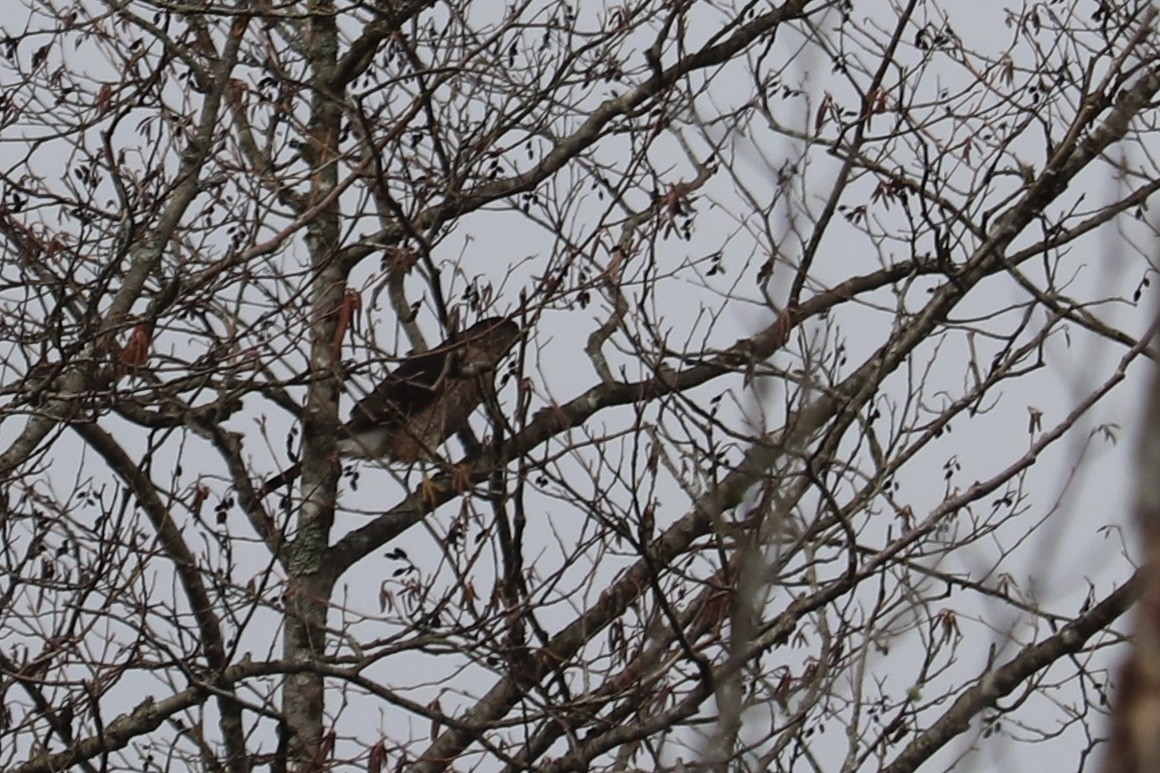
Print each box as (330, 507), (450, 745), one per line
(420, 468), (440, 507)
(450, 463), (472, 494)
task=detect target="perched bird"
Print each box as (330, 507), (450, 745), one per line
(261, 316), (520, 496)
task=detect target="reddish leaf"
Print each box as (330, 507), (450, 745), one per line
(368, 741), (387, 773)
(191, 482), (209, 517)
(119, 322), (152, 374)
(331, 290), (363, 363)
(94, 83), (113, 116)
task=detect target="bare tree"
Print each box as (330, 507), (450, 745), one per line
(0, 0), (1155, 771)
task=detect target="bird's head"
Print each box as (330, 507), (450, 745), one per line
(452, 317), (521, 377)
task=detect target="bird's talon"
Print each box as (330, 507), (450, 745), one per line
(420, 475), (440, 507)
(451, 463), (472, 493)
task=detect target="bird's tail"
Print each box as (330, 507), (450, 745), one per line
(259, 461), (302, 497)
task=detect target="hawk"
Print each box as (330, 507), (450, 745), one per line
(261, 316), (520, 496)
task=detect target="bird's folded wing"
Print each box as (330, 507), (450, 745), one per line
(344, 348), (450, 433)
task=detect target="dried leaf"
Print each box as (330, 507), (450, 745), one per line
(331, 290), (362, 363)
(756, 257), (774, 284)
(94, 83), (113, 116)
(119, 321), (152, 375)
(815, 91), (833, 133)
(428, 697), (443, 740)
(191, 482), (209, 517)
(368, 741), (387, 773)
